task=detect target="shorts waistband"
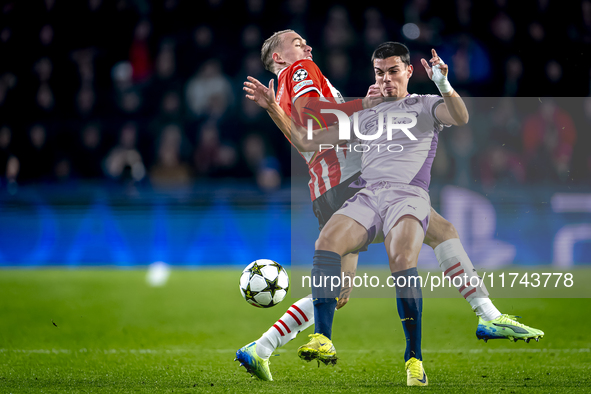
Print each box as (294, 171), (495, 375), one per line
(369, 180), (429, 198)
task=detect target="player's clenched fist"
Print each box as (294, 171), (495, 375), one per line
(362, 83), (385, 109)
(365, 83), (382, 98)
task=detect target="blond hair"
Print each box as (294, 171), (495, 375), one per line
(261, 29), (294, 74)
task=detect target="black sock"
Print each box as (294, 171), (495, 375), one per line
(392, 267), (423, 361)
(311, 250), (341, 340)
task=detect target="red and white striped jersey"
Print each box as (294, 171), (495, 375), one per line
(276, 59), (362, 201)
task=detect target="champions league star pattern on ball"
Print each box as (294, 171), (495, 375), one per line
(239, 259), (289, 308)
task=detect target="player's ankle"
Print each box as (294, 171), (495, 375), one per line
(254, 340), (273, 359)
(473, 298), (501, 321)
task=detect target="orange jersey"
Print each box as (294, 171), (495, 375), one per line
(276, 59), (345, 123)
(275, 59), (362, 200)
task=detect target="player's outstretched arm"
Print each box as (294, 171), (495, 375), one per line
(265, 102), (294, 140)
(244, 77), (344, 151)
(421, 49), (469, 126)
(268, 103), (343, 152)
(243, 76), (296, 141)
(243, 76), (275, 110)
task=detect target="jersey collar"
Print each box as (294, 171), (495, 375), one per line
(277, 66), (288, 79)
(277, 59), (304, 79)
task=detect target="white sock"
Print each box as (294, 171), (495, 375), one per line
(433, 239), (502, 321)
(255, 296), (315, 359)
(470, 297), (502, 321)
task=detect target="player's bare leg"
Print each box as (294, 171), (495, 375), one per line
(298, 214), (367, 365)
(424, 208), (544, 342)
(423, 208), (457, 249)
(386, 216), (424, 273)
(315, 213), (369, 256)
(385, 216), (428, 386)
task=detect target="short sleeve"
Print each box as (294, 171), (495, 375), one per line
(288, 59), (324, 102)
(420, 94), (450, 131)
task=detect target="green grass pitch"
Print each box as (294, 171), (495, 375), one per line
(1, 269), (590, 393)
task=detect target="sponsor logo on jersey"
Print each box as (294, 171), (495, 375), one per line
(294, 79), (313, 93)
(292, 68), (308, 82)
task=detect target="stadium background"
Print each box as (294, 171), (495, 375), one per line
(0, 0), (590, 267)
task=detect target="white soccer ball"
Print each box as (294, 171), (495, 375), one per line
(239, 259), (289, 308)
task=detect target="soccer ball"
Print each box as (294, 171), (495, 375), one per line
(239, 259), (289, 308)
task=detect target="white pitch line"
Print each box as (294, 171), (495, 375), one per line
(339, 348), (590, 354)
(0, 349), (164, 354)
(1, 348), (588, 354)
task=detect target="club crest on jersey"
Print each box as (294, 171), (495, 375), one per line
(366, 119), (378, 131)
(292, 69), (308, 82)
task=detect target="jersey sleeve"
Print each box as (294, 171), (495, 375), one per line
(421, 94), (450, 131)
(288, 59), (363, 127)
(287, 59), (324, 102)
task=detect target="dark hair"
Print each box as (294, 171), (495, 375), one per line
(371, 42), (410, 67)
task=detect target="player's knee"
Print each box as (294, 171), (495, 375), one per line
(315, 233), (337, 252)
(389, 253), (415, 273)
(441, 220), (459, 241)
(427, 218), (459, 248)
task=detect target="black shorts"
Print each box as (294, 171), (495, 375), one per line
(312, 172), (362, 231)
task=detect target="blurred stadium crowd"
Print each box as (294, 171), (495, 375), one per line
(1, 0), (591, 192)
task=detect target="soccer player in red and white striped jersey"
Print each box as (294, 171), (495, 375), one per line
(235, 30), (372, 381)
(236, 31), (540, 382)
(241, 39), (544, 385)
(270, 31), (374, 200)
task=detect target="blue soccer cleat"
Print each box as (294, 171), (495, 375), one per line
(235, 342), (273, 381)
(476, 314), (544, 343)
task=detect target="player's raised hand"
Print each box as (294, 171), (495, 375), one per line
(365, 83), (382, 98)
(243, 76), (276, 110)
(362, 83), (385, 109)
(420, 49), (452, 94)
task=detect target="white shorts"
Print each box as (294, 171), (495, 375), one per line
(335, 182), (431, 246)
